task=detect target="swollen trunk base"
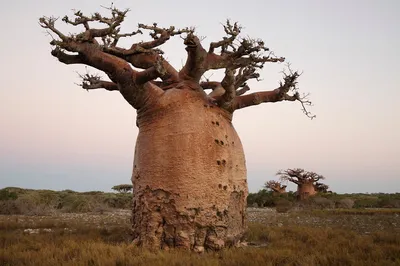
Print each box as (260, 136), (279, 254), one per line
(131, 89), (248, 251)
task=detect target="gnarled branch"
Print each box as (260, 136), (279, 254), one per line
(41, 6), (314, 117)
(230, 66), (315, 118)
(78, 73), (118, 91)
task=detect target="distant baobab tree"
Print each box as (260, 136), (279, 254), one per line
(264, 180), (287, 196)
(314, 182), (330, 193)
(277, 168), (324, 200)
(39, 5), (314, 251)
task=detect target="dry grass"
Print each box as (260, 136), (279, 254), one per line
(1, 209), (400, 266)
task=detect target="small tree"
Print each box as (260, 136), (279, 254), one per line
(277, 168), (325, 200)
(314, 182), (329, 193)
(264, 180), (287, 196)
(112, 184), (133, 193)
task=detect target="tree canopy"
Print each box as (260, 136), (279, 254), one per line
(39, 5), (314, 117)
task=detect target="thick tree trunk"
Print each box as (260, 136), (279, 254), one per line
(131, 88), (248, 251)
(297, 182), (317, 200)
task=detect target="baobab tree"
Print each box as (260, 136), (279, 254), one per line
(265, 180), (287, 196)
(277, 168), (324, 200)
(39, 6), (313, 251)
(314, 182), (330, 193)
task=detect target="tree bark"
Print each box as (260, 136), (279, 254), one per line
(297, 182), (317, 200)
(131, 88), (248, 251)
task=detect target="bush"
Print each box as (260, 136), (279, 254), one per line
(275, 199), (292, 213)
(354, 197), (380, 208)
(296, 197), (335, 210)
(336, 198), (355, 209)
(312, 197), (335, 209)
(0, 200), (21, 215)
(0, 198), (53, 216)
(103, 193), (132, 209)
(0, 189), (18, 200)
(377, 198), (400, 208)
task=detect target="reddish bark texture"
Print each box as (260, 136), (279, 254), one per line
(132, 89), (247, 250)
(40, 6), (313, 250)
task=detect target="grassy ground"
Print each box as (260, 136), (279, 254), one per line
(1, 208), (399, 265)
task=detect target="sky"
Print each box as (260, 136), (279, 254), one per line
(0, 0), (399, 193)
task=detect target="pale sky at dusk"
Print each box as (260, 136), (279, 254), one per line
(0, 0), (399, 193)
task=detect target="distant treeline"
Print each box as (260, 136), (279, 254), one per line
(247, 189), (400, 209)
(1, 187), (399, 216)
(0, 187), (132, 215)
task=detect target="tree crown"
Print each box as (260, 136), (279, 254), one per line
(112, 184), (133, 193)
(277, 168), (325, 185)
(39, 5), (314, 117)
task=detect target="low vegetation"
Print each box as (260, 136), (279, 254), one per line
(247, 189), (400, 209)
(1, 187), (400, 265)
(0, 187), (131, 215)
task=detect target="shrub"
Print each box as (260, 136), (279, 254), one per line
(310, 197), (335, 209)
(377, 198), (400, 208)
(0, 198), (53, 216)
(103, 193), (132, 209)
(0, 189), (18, 200)
(275, 199), (292, 213)
(336, 198), (355, 209)
(0, 200), (21, 215)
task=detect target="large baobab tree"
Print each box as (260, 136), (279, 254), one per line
(265, 180), (287, 196)
(39, 6), (313, 251)
(277, 169), (324, 200)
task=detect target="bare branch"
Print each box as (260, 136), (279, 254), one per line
(179, 33), (208, 82)
(135, 57), (168, 85)
(209, 20), (241, 54)
(235, 85), (250, 96)
(39, 17), (69, 42)
(51, 47), (84, 64)
(41, 6), (314, 116)
(230, 65), (315, 118)
(77, 72), (118, 91)
(217, 68), (236, 108)
(137, 23), (193, 50)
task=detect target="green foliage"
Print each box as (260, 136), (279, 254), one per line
(103, 193), (132, 209)
(0, 187), (133, 215)
(0, 189), (18, 200)
(247, 190), (296, 207)
(112, 184), (133, 193)
(248, 189), (400, 211)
